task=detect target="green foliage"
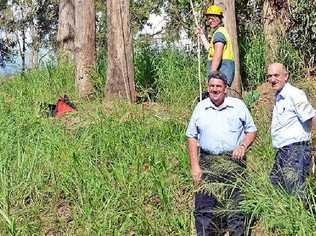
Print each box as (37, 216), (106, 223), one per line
(287, 0), (316, 68)
(134, 43), (159, 100)
(239, 28), (304, 88)
(130, 0), (163, 34)
(93, 51), (107, 97)
(134, 45), (204, 106)
(239, 29), (267, 89)
(1, 43), (316, 235)
(154, 48), (203, 108)
(0, 0), (58, 67)
(241, 107), (316, 235)
(275, 36), (304, 80)
(243, 90), (261, 110)
(0, 63), (192, 235)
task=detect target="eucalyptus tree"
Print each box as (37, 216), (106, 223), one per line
(0, 0), (15, 66)
(74, 0), (95, 97)
(0, 0), (58, 70)
(57, 0), (75, 61)
(287, 0), (316, 70)
(105, 0), (136, 102)
(262, 0), (288, 63)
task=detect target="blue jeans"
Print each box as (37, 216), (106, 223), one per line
(270, 142), (311, 197)
(206, 60), (235, 86)
(194, 152), (247, 236)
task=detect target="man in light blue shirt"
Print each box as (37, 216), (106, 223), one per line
(186, 71), (256, 236)
(267, 63), (316, 197)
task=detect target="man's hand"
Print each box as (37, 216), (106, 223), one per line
(191, 165), (202, 184)
(194, 26), (210, 50)
(232, 144), (246, 160)
(195, 26), (204, 36)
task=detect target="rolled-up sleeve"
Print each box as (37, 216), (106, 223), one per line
(186, 106), (200, 139)
(213, 32), (226, 44)
(241, 103), (257, 133)
(293, 91), (316, 123)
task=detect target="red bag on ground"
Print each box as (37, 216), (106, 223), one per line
(55, 95), (76, 118)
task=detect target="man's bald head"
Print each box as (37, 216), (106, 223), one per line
(268, 63), (288, 75)
(267, 63), (289, 93)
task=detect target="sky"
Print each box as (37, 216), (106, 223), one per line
(140, 13), (166, 36)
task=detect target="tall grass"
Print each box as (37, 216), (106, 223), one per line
(0, 63), (193, 235)
(239, 28), (305, 89)
(276, 37), (304, 81)
(134, 45), (204, 111)
(239, 29), (267, 89)
(0, 46), (315, 235)
(242, 105), (316, 235)
(154, 49), (203, 109)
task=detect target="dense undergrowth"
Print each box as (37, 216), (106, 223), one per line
(0, 49), (316, 235)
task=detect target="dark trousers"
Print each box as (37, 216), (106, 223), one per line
(270, 142), (311, 197)
(194, 152), (247, 236)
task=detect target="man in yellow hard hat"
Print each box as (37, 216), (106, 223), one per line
(196, 5), (235, 94)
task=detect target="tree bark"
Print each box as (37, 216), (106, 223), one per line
(214, 0), (242, 97)
(263, 0), (288, 64)
(16, 28), (26, 73)
(57, 0), (75, 62)
(29, 24), (39, 68)
(74, 0), (95, 97)
(105, 0), (136, 103)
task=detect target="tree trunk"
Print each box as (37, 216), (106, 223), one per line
(57, 0), (75, 62)
(105, 0), (136, 103)
(214, 0), (242, 97)
(18, 28), (26, 73)
(263, 0), (288, 64)
(74, 0), (95, 97)
(29, 24), (39, 68)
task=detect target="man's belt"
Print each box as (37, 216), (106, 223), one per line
(200, 148), (232, 157)
(292, 141), (311, 146)
(281, 141), (311, 148)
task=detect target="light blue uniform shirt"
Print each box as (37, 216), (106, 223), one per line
(186, 97), (257, 154)
(271, 83), (316, 148)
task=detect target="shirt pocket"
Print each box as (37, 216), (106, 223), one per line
(227, 117), (242, 132)
(274, 106), (296, 127)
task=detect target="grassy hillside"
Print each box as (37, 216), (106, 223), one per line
(0, 55), (316, 235)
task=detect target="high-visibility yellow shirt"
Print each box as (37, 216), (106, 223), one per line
(208, 26), (234, 61)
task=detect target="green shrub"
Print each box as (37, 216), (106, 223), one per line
(276, 36), (304, 81)
(0, 65), (192, 235)
(154, 48), (204, 108)
(134, 43), (159, 101)
(287, 0), (316, 69)
(239, 29), (267, 89)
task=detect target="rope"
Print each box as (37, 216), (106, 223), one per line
(189, 0), (202, 101)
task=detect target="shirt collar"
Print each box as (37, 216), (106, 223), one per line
(205, 96), (234, 111)
(276, 83), (290, 100)
(214, 24), (223, 31)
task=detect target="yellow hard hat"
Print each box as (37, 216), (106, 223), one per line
(205, 5), (223, 16)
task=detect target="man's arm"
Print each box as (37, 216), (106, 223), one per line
(232, 131), (257, 160)
(187, 138), (202, 183)
(196, 26), (210, 50)
(210, 42), (224, 72)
